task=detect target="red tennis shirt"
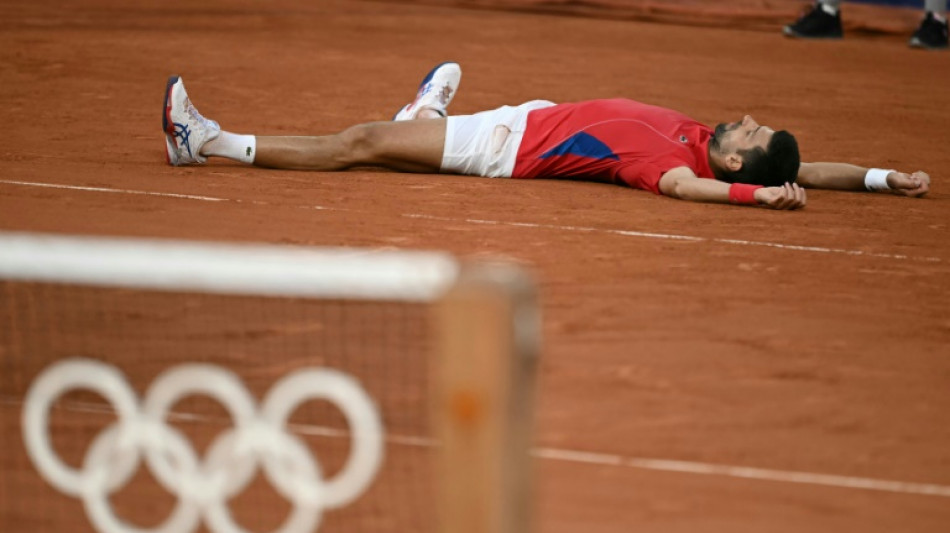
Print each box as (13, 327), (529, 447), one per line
(512, 99), (715, 194)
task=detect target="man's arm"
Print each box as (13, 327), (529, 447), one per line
(797, 162), (930, 197)
(658, 166), (806, 210)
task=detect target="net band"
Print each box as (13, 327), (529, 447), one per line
(0, 232), (458, 301)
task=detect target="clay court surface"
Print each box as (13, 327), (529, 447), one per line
(2, 0), (950, 531)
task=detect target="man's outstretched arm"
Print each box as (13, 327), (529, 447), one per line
(796, 162), (931, 197)
(658, 167), (806, 210)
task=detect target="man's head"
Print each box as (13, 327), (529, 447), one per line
(708, 116), (800, 187)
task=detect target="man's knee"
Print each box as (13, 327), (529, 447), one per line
(338, 123), (384, 166)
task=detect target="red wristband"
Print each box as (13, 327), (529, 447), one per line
(729, 183), (763, 205)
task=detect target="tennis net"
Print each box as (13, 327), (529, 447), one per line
(0, 231), (538, 533)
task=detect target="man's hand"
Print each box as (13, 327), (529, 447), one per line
(754, 182), (807, 210)
(887, 171), (930, 197)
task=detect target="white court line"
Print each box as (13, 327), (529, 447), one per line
(532, 447), (950, 498)
(1, 179), (229, 202)
(402, 213), (943, 263)
(1, 179), (943, 263)
(7, 398), (948, 499)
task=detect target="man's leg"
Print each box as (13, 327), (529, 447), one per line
(165, 77), (447, 173)
(246, 62), (462, 171)
(166, 62), (461, 173)
(250, 119), (446, 173)
(241, 60), (458, 172)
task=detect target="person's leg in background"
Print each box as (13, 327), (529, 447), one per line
(910, 0), (948, 49)
(784, 1), (843, 39)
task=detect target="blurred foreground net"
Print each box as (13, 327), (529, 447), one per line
(0, 232), (538, 533)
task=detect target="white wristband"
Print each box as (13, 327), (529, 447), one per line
(865, 168), (893, 191)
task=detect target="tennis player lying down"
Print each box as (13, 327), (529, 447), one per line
(162, 62), (931, 210)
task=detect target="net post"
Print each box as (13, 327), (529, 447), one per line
(434, 262), (539, 533)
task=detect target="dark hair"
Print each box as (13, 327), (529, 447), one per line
(722, 130), (800, 187)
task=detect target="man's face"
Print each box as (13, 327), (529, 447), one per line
(712, 115), (775, 155)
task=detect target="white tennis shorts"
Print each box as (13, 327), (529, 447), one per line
(441, 100), (556, 178)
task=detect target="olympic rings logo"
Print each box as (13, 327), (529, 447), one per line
(22, 358), (384, 533)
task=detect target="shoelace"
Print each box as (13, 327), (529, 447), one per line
(187, 102), (211, 127)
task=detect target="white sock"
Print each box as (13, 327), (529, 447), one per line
(932, 12), (947, 24)
(820, 2), (839, 16)
(201, 131), (256, 164)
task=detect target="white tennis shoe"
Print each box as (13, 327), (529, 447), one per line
(393, 62), (462, 121)
(163, 76), (220, 166)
